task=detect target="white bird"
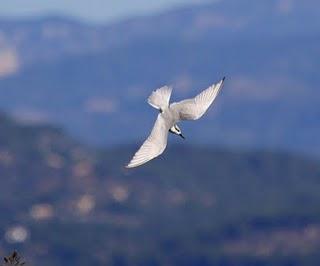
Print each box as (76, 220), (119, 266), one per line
(126, 77), (225, 168)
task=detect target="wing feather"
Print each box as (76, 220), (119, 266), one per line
(171, 78), (225, 120)
(126, 114), (170, 168)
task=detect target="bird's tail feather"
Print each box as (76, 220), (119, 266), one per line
(148, 86), (172, 111)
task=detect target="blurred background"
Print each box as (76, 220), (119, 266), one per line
(0, 0), (319, 265)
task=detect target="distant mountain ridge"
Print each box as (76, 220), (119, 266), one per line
(0, 0), (319, 155)
(0, 0), (319, 69)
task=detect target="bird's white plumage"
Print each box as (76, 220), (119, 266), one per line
(126, 78), (225, 168)
(147, 86), (172, 111)
(171, 78), (224, 121)
(126, 114), (170, 168)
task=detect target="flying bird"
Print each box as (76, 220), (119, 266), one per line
(126, 77), (225, 168)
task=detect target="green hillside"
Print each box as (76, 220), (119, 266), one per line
(0, 113), (320, 265)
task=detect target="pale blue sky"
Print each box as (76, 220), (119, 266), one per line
(0, 0), (207, 23)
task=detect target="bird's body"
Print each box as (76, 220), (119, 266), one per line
(126, 77), (225, 168)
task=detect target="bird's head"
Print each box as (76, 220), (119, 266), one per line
(169, 124), (185, 139)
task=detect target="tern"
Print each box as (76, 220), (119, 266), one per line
(126, 77), (225, 168)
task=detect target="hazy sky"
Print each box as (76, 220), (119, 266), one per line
(0, 0), (206, 23)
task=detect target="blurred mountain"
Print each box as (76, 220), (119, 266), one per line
(1, 112), (320, 265)
(0, 0), (319, 155)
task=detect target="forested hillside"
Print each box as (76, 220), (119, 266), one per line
(0, 113), (320, 265)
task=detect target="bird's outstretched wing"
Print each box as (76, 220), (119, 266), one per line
(147, 86), (172, 112)
(171, 77), (225, 120)
(126, 114), (170, 168)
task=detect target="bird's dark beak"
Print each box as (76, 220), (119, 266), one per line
(180, 134), (185, 139)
